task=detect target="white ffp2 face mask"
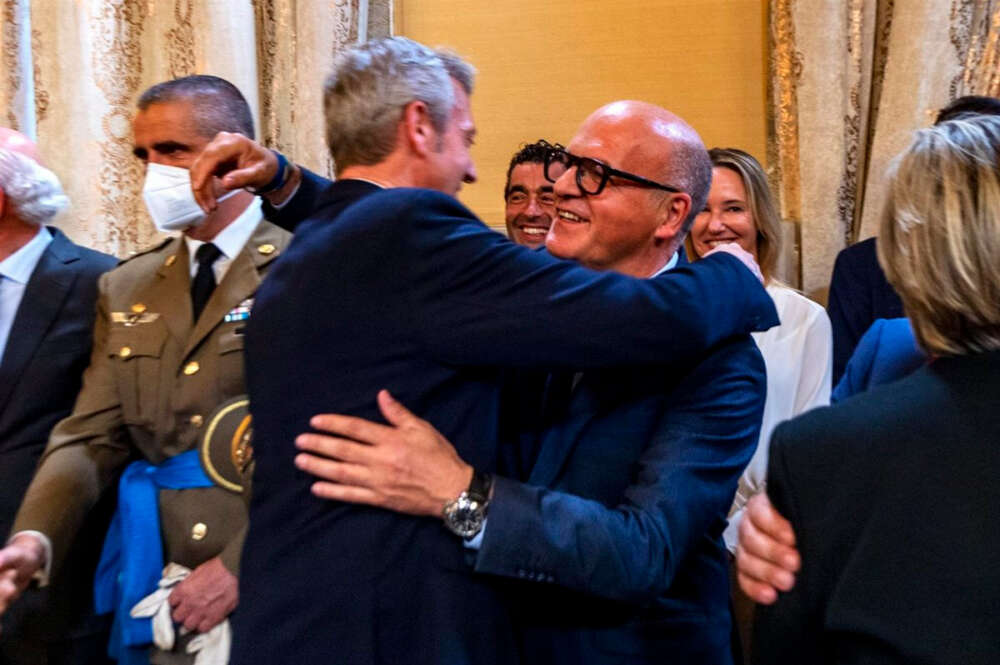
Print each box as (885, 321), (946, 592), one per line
(142, 163), (238, 233)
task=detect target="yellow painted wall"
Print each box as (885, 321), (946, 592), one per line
(396, 0), (768, 230)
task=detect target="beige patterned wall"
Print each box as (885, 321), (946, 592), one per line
(768, 0), (1000, 300)
(0, 0), (390, 257)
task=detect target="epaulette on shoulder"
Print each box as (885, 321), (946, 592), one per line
(117, 236), (174, 266)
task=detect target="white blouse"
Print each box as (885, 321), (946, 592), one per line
(723, 283), (833, 552)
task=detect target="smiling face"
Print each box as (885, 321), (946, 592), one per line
(504, 162), (554, 248)
(691, 166), (759, 259)
(543, 103), (692, 277)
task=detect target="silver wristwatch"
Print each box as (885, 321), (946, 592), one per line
(442, 470), (492, 539)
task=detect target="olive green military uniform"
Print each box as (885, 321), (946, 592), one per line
(12, 219), (291, 663)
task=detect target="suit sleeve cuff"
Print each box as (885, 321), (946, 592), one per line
(8, 530), (52, 587)
(266, 177), (302, 209)
(462, 519), (487, 550)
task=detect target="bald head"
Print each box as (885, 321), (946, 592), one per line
(545, 100), (711, 277)
(0, 128), (43, 166)
(578, 101), (712, 222)
(0, 128), (67, 227)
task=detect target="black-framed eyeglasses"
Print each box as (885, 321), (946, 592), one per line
(542, 144), (681, 196)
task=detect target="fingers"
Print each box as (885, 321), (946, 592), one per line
(294, 453), (372, 487)
(740, 510), (800, 574)
(218, 161), (274, 192)
(309, 482), (381, 506)
(737, 570), (779, 605)
(197, 616), (219, 634)
(377, 390), (419, 427)
(296, 433), (374, 464)
(189, 132), (277, 212)
(736, 541), (796, 592)
(309, 413), (390, 444)
(170, 585), (214, 632)
(746, 494), (797, 548)
(0, 570), (21, 614)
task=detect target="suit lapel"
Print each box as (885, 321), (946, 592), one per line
(0, 231), (78, 415)
(528, 373), (599, 487)
(146, 237), (195, 346)
(181, 221), (285, 360)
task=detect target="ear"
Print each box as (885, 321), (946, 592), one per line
(653, 192), (691, 243)
(401, 100), (438, 158)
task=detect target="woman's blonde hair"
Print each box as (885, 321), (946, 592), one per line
(878, 115), (1000, 356)
(706, 148), (782, 282)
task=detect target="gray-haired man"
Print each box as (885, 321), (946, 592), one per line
(0, 128), (116, 665)
(191, 36), (774, 665)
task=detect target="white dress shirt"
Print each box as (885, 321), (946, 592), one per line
(723, 283), (833, 552)
(0, 226), (52, 362)
(183, 198), (263, 282)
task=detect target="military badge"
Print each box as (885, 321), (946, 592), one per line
(199, 395), (253, 493)
(111, 312), (161, 326)
(224, 297), (254, 323)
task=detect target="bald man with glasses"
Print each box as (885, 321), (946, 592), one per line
(292, 101), (770, 664)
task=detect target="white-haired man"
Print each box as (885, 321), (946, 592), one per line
(0, 128), (117, 665)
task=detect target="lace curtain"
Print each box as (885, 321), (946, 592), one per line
(767, 0), (1000, 299)
(0, 0), (391, 256)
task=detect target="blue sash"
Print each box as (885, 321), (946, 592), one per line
(94, 450), (213, 664)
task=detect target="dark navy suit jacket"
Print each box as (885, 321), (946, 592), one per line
(0, 228), (116, 646)
(235, 187), (777, 665)
(826, 238), (904, 383)
(831, 317), (924, 403)
(478, 336), (766, 664)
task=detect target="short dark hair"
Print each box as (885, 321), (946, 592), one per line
(935, 95), (1000, 124)
(504, 140), (560, 198)
(137, 74), (255, 140)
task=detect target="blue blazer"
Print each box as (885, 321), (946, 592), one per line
(831, 318), (924, 403)
(826, 238), (904, 383)
(0, 228), (116, 645)
(477, 337), (766, 664)
(234, 188), (778, 665)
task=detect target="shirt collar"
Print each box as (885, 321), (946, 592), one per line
(0, 226), (52, 284)
(649, 250), (679, 278)
(184, 197), (263, 263)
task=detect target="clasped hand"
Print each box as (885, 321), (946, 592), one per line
(294, 390), (473, 517)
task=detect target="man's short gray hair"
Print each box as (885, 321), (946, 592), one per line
(0, 149), (68, 225)
(665, 139), (713, 238)
(323, 37), (475, 174)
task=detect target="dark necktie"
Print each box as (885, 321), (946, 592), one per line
(190, 243), (222, 322)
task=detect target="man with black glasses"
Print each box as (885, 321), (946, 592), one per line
(293, 101), (768, 664)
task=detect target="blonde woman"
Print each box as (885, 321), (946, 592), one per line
(688, 148), (832, 551)
(751, 110), (1000, 665)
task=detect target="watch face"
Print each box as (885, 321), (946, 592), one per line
(445, 496), (485, 538)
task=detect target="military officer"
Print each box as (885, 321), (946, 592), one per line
(0, 75), (290, 665)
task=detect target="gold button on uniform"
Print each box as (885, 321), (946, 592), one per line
(131, 303), (147, 314)
(164, 255), (177, 267)
(191, 523), (207, 541)
(119, 346), (132, 358)
(257, 244), (276, 255)
(189, 414), (204, 427)
(183, 361), (200, 375)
